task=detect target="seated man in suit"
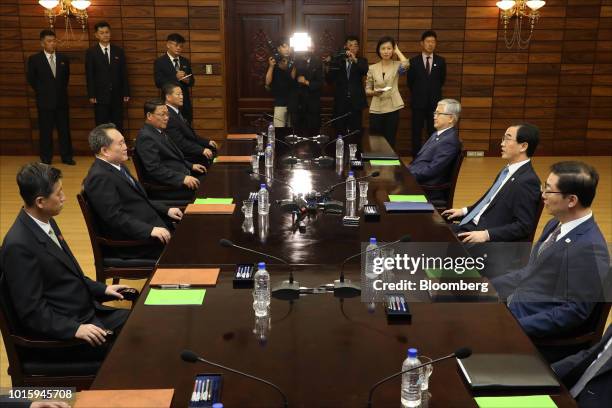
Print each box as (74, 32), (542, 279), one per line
(407, 98), (461, 202)
(552, 325), (612, 408)
(163, 82), (217, 167)
(135, 99), (206, 201)
(0, 163), (134, 355)
(442, 123), (541, 243)
(492, 161), (609, 362)
(84, 123), (183, 260)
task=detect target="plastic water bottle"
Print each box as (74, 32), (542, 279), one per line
(365, 237), (379, 279)
(253, 262), (270, 317)
(256, 132), (264, 152)
(258, 184), (269, 215)
(346, 171), (356, 200)
(267, 123), (275, 147)
(265, 144), (274, 168)
(335, 135), (344, 158)
(401, 348), (422, 408)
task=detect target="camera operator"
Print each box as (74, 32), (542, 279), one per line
(265, 37), (295, 127)
(325, 35), (368, 135)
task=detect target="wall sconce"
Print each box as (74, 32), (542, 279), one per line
(39, 0), (91, 32)
(496, 1), (545, 49)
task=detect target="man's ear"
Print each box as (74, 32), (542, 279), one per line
(34, 196), (45, 210)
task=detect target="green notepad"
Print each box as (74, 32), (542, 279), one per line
(425, 268), (482, 278)
(144, 289), (206, 305)
(388, 194), (428, 202)
(370, 159), (401, 166)
(475, 396), (557, 408)
(194, 197), (234, 204)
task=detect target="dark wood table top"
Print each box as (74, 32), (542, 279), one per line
(92, 132), (576, 407)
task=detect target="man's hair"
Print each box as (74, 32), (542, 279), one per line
(438, 99), (461, 124)
(421, 30), (437, 41)
(162, 82), (181, 99)
(550, 161), (599, 208)
(17, 163), (62, 207)
(40, 29), (56, 40)
(144, 98), (166, 118)
(167, 33), (186, 44)
(345, 35), (359, 44)
(88, 123), (117, 154)
(513, 123), (540, 157)
(277, 37), (289, 47)
(376, 36), (396, 58)
(94, 21), (111, 32)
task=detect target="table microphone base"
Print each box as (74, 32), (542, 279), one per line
(314, 155), (334, 167)
(285, 134), (300, 144)
(312, 134), (330, 145)
(272, 280), (300, 300)
(282, 155), (299, 165)
(333, 279), (361, 298)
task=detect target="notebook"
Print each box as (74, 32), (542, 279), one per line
(185, 204), (236, 214)
(384, 202), (435, 213)
(214, 155), (252, 163)
(74, 389), (174, 407)
(150, 268), (220, 286)
(361, 152), (399, 160)
(226, 133), (257, 140)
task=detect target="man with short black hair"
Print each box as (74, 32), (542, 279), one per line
(27, 30), (74, 165)
(407, 30), (446, 155)
(163, 83), (217, 167)
(85, 21), (130, 132)
(154, 33), (195, 123)
(0, 163), (132, 348)
(84, 123), (183, 260)
(135, 99), (205, 201)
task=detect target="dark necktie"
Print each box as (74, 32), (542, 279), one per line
(173, 58), (180, 71)
(104, 47), (110, 64)
(459, 167), (510, 226)
(178, 111), (187, 123)
(426, 56), (431, 76)
(346, 60), (351, 79)
(120, 165), (136, 187)
(536, 224), (562, 258)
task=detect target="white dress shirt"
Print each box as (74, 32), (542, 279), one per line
(556, 212), (593, 241)
(26, 211), (55, 237)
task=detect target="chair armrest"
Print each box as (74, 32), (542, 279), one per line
(142, 182), (176, 192)
(534, 332), (598, 347)
(11, 335), (87, 348)
(96, 237), (158, 247)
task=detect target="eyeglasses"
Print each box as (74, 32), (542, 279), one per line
(152, 112), (169, 118)
(540, 185), (565, 195)
(501, 135), (517, 143)
(433, 112), (452, 117)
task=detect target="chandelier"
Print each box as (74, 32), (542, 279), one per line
(496, 1), (545, 49)
(38, 0), (91, 32)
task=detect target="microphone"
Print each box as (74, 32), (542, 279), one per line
(266, 135), (300, 165)
(313, 129), (360, 167)
(181, 349), (288, 408)
(263, 113), (300, 144)
(322, 171), (380, 197)
(219, 239), (299, 300)
(334, 234), (411, 298)
(366, 347), (472, 408)
(321, 111), (352, 128)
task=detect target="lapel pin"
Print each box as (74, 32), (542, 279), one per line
(433, 64), (437, 67)
(565, 238), (571, 243)
(511, 177), (515, 181)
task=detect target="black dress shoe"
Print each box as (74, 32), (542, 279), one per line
(62, 159), (76, 165)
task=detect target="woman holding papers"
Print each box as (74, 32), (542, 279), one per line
(365, 36), (409, 148)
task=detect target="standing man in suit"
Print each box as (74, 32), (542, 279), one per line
(325, 35), (368, 135)
(442, 123), (541, 243)
(163, 83), (217, 167)
(407, 98), (461, 202)
(27, 30), (74, 165)
(154, 33), (194, 124)
(0, 163), (132, 349)
(135, 99), (205, 201)
(265, 37), (295, 127)
(492, 161), (609, 362)
(85, 21), (130, 132)
(552, 325), (612, 407)
(407, 30), (446, 155)
(84, 123), (183, 260)
(289, 51), (324, 133)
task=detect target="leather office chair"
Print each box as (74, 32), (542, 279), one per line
(420, 149), (465, 213)
(77, 190), (157, 284)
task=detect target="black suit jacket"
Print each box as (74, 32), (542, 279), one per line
(408, 127), (461, 185)
(85, 44), (130, 104)
(289, 56), (324, 114)
(83, 158), (169, 241)
(464, 161), (541, 242)
(326, 55), (368, 112)
(135, 123), (193, 188)
(553, 325), (612, 408)
(407, 53), (446, 110)
(154, 54), (194, 92)
(0, 210), (107, 340)
(26, 51), (70, 110)
(165, 105), (211, 160)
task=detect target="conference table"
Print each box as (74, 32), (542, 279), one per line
(91, 131), (576, 407)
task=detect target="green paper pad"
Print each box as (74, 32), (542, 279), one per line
(475, 396), (557, 408)
(194, 198), (234, 204)
(388, 194), (428, 202)
(144, 289), (206, 305)
(370, 159), (401, 166)
(425, 268), (482, 279)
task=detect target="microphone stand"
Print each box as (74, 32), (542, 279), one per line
(263, 113), (301, 145)
(313, 129), (359, 168)
(310, 112), (352, 145)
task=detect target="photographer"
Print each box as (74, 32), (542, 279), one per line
(326, 35), (368, 135)
(265, 37), (295, 127)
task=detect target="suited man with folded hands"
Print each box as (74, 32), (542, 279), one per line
(84, 123), (183, 260)
(135, 99), (206, 201)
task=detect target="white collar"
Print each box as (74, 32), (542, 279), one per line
(44, 50), (55, 59)
(422, 52), (433, 59)
(25, 210), (53, 235)
(436, 127), (452, 136)
(557, 212), (593, 241)
(506, 158), (530, 176)
(168, 52), (179, 62)
(97, 157), (121, 171)
(166, 104), (179, 114)
(99, 43), (110, 52)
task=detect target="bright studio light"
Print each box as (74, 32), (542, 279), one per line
(290, 32), (312, 52)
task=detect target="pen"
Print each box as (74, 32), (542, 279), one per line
(191, 379), (198, 402)
(399, 296), (406, 312)
(195, 378), (201, 401)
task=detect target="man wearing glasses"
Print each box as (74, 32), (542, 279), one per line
(492, 161), (609, 363)
(442, 123), (541, 244)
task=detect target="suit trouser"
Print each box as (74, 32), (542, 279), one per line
(369, 110), (400, 148)
(37, 108), (73, 163)
(411, 108), (435, 155)
(94, 99), (124, 132)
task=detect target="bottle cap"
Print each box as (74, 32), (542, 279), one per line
(408, 348), (418, 358)
(212, 404), (224, 408)
(260, 184), (266, 188)
(369, 237), (377, 244)
(258, 262), (266, 269)
(348, 171), (354, 176)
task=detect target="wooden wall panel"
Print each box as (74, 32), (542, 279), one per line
(364, 0), (612, 155)
(0, 0), (225, 155)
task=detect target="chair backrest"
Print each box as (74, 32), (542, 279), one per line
(76, 191), (105, 281)
(130, 147), (146, 183)
(447, 149), (466, 208)
(524, 197), (545, 244)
